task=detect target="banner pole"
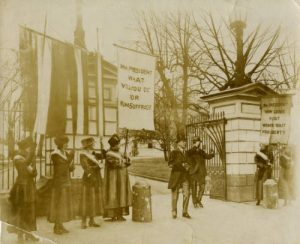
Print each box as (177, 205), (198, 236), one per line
(124, 129), (129, 156)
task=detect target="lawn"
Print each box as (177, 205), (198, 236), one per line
(129, 157), (170, 182)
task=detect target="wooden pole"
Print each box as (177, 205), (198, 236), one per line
(100, 136), (104, 164)
(124, 129), (129, 156)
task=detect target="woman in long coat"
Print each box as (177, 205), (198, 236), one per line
(279, 146), (294, 206)
(48, 136), (75, 234)
(79, 137), (105, 228)
(103, 134), (132, 221)
(254, 144), (273, 206)
(9, 136), (39, 242)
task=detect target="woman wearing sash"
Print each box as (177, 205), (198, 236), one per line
(9, 136), (39, 242)
(254, 143), (273, 206)
(79, 137), (105, 228)
(103, 134), (132, 221)
(279, 146), (294, 206)
(48, 136), (75, 234)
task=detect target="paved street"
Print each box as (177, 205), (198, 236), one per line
(1, 176), (300, 244)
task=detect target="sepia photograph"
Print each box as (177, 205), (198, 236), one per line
(0, 0), (300, 243)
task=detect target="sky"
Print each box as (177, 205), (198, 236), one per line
(0, 0), (300, 62)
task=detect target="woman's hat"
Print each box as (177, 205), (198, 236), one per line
(17, 136), (34, 149)
(81, 137), (95, 148)
(54, 136), (69, 146)
(108, 134), (120, 147)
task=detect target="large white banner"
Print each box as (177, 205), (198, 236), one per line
(261, 95), (292, 144)
(117, 46), (156, 130)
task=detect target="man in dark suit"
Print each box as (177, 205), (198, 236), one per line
(187, 136), (214, 208)
(168, 136), (191, 219)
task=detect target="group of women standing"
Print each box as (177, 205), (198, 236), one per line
(8, 133), (132, 242)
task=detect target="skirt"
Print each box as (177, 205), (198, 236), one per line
(79, 184), (104, 217)
(48, 186), (74, 223)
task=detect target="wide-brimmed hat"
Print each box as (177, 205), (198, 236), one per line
(54, 136), (69, 146)
(17, 136), (34, 149)
(81, 137), (95, 148)
(108, 134), (120, 147)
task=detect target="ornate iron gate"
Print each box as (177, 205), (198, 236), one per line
(186, 112), (227, 200)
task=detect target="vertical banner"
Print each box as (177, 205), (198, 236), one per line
(33, 35), (52, 135)
(116, 46), (156, 131)
(261, 95), (292, 144)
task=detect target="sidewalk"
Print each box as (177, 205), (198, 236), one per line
(1, 176), (300, 244)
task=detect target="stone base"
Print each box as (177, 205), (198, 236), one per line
(227, 174), (256, 202)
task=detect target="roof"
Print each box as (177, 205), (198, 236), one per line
(201, 82), (278, 103)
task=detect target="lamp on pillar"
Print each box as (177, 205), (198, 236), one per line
(74, 0), (86, 48)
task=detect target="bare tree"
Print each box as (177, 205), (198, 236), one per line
(192, 13), (299, 92)
(0, 48), (23, 158)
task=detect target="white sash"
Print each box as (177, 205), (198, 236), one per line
(256, 151), (268, 161)
(51, 149), (68, 161)
(81, 151), (104, 169)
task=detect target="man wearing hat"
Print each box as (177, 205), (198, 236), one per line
(254, 143), (274, 206)
(187, 136), (214, 208)
(79, 137), (106, 228)
(168, 135), (191, 219)
(48, 135), (75, 234)
(103, 134), (132, 221)
(9, 136), (39, 242)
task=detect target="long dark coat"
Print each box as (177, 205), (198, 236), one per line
(187, 147), (214, 184)
(79, 151), (105, 217)
(254, 149), (273, 201)
(48, 150), (75, 223)
(103, 150), (132, 218)
(168, 149), (189, 190)
(254, 149), (273, 181)
(9, 151), (37, 231)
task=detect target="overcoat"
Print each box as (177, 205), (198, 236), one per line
(103, 150), (132, 218)
(279, 153), (294, 199)
(48, 149), (74, 223)
(9, 151), (37, 231)
(187, 147), (214, 184)
(79, 151), (105, 217)
(168, 149), (189, 190)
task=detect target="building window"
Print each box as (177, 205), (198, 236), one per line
(104, 122), (117, 136)
(88, 105), (97, 135)
(104, 87), (111, 101)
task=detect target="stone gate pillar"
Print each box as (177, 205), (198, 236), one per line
(201, 83), (278, 202)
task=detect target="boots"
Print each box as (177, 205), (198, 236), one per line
(25, 233), (39, 241)
(89, 217), (100, 227)
(172, 209), (177, 219)
(17, 232), (24, 243)
(117, 216), (126, 221)
(54, 224), (63, 235)
(60, 224), (69, 233)
(81, 218), (87, 229)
